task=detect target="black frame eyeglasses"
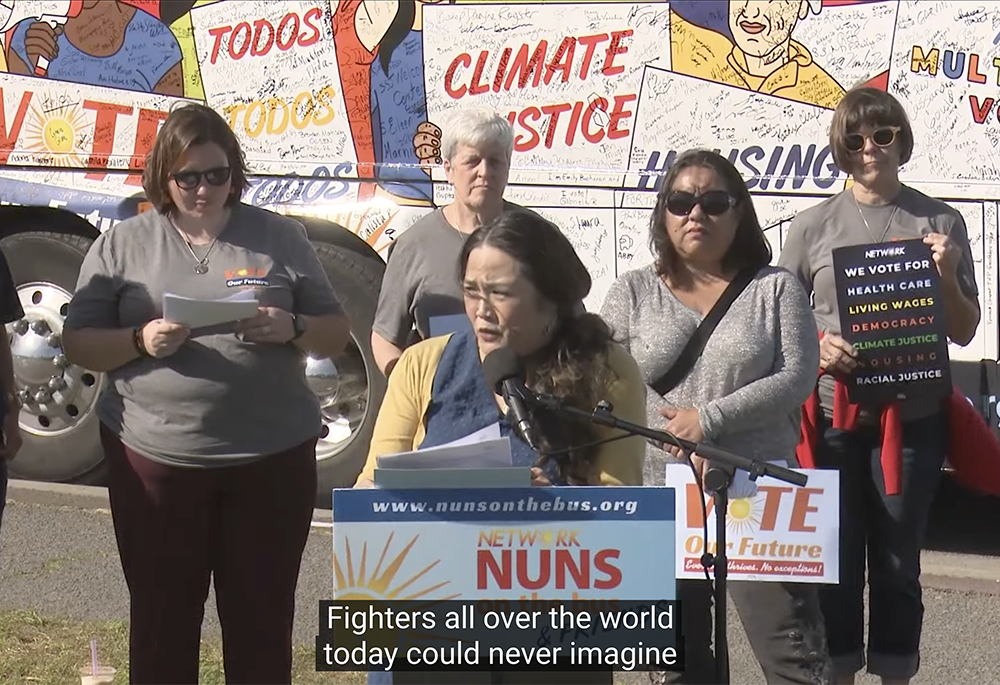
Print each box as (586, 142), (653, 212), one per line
(665, 190), (737, 216)
(171, 166), (232, 190)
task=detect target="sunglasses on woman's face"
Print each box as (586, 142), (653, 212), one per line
(665, 190), (737, 217)
(844, 126), (899, 153)
(171, 166), (232, 190)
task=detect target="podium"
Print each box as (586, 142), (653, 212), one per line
(329, 467), (677, 685)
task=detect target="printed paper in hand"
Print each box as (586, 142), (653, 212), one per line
(375, 434), (513, 471)
(162, 291), (259, 328)
(432, 422), (501, 448)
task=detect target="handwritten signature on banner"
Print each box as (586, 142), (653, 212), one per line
(626, 66), (845, 195)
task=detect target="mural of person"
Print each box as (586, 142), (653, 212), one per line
(670, 0), (844, 109)
(332, 0), (441, 205)
(4, 0), (185, 96)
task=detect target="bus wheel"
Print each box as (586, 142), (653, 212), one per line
(308, 241), (386, 507)
(2, 230), (108, 484)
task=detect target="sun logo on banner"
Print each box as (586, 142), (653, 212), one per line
(24, 99), (90, 168)
(334, 531), (460, 601)
(724, 478), (764, 536)
(333, 531), (465, 656)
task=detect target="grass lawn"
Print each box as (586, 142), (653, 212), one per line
(0, 609), (365, 685)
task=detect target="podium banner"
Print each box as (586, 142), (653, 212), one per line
(665, 465), (840, 584)
(324, 486), (682, 672)
(331, 486), (675, 602)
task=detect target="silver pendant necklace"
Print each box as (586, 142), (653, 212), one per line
(854, 193), (899, 244)
(184, 238), (217, 274)
(171, 218), (219, 274)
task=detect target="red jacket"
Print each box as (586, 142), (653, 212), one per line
(796, 355), (1000, 498)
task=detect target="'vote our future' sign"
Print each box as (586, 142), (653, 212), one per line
(832, 239), (951, 405)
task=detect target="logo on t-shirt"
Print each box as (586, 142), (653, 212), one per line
(225, 267), (269, 288)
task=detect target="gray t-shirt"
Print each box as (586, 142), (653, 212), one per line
(372, 202), (542, 346)
(778, 186), (979, 421)
(64, 204), (345, 467)
(599, 265), (820, 487)
(372, 207), (466, 347)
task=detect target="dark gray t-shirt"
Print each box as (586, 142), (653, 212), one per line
(372, 207), (466, 347)
(778, 186), (979, 421)
(372, 202), (542, 347)
(64, 204), (345, 467)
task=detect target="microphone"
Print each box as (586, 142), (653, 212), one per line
(482, 347), (540, 451)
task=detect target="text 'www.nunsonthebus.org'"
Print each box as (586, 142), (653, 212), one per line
(371, 496), (640, 516)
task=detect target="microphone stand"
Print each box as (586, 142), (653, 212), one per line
(525, 393), (808, 685)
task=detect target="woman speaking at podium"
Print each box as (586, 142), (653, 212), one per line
(355, 208), (645, 490)
(600, 149), (831, 684)
(354, 209), (646, 684)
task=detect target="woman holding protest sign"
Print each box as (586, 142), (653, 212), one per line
(600, 148), (830, 684)
(778, 86), (981, 685)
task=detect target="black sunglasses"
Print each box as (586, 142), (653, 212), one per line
(665, 190), (737, 216)
(171, 166), (232, 190)
(844, 126), (899, 153)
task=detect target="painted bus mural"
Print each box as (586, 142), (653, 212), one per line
(0, 0), (997, 496)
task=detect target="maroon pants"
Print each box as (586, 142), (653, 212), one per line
(100, 424), (318, 685)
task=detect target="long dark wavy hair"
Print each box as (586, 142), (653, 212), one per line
(650, 149), (772, 279)
(459, 210), (616, 484)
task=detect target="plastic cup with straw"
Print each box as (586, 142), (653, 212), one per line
(79, 638), (115, 685)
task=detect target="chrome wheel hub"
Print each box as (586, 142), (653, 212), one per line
(8, 280), (370, 465)
(8, 282), (102, 436)
(306, 333), (370, 460)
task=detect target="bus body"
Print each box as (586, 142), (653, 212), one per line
(0, 0), (996, 496)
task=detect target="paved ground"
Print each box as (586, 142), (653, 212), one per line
(2, 474), (999, 683)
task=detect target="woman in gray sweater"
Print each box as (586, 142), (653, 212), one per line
(600, 149), (830, 684)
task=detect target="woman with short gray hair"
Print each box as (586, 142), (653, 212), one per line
(371, 105), (531, 377)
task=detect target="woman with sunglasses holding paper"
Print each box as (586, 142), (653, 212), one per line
(600, 149), (830, 683)
(779, 86), (980, 685)
(62, 103), (351, 684)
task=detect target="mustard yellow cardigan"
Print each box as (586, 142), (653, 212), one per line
(356, 334), (647, 487)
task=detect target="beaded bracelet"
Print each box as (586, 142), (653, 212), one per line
(133, 324), (150, 357)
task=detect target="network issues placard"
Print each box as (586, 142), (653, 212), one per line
(832, 238), (952, 403)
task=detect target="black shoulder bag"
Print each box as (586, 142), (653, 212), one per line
(651, 267), (756, 397)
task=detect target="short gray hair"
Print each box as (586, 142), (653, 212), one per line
(440, 106), (514, 163)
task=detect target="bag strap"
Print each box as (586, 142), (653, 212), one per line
(651, 267), (756, 397)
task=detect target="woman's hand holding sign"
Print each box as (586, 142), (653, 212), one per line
(923, 231), (980, 346)
(819, 333), (858, 376)
(923, 232), (960, 279)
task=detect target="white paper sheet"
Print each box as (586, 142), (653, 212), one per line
(375, 435), (513, 471)
(430, 422), (501, 449)
(162, 291), (260, 328)
(374, 466), (531, 489)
